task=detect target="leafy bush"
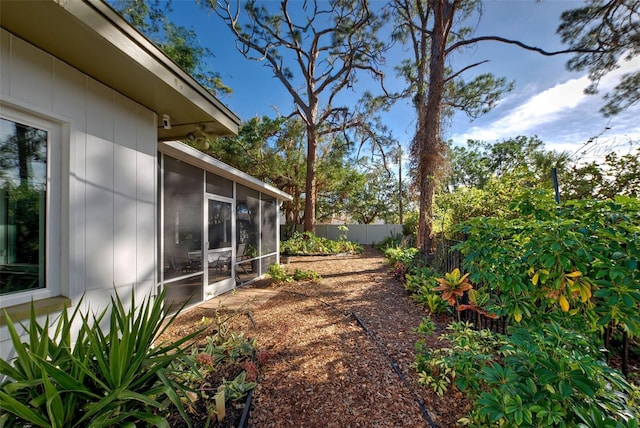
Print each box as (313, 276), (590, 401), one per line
(414, 317), (436, 336)
(457, 194), (640, 337)
(416, 321), (640, 426)
(403, 266), (436, 293)
(383, 246), (419, 268)
(415, 322), (509, 397)
(472, 322), (639, 427)
(0, 289), (198, 427)
(402, 210), (419, 239)
(429, 193), (640, 426)
(292, 268), (321, 281)
(268, 263), (294, 284)
(280, 231), (362, 256)
(376, 234), (403, 250)
(267, 263), (321, 284)
(382, 245), (454, 314)
(405, 267), (450, 315)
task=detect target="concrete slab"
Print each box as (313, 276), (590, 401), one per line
(197, 284), (278, 311)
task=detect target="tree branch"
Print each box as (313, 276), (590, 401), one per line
(446, 35), (608, 56)
(445, 60), (489, 83)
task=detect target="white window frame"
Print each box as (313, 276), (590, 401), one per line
(0, 104), (62, 308)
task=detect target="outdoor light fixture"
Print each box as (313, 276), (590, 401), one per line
(186, 125), (210, 150)
(162, 114), (171, 129)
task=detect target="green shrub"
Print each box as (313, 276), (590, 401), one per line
(404, 267), (450, 315)
(457, 194), (640, 337)
(414, 317), (436, 336)
(268, 263), (293, 284)
(403, 211), (419, 239)
(280, 231), (362, 256)
(267, 263), (321, 284)
(404, 268), (431, 294)
(415, 322), (508, 397)
(292, 268), (321, 281)
(416, 321), (639, 426)
(376, 234), (404, 250)
(383, 246), (419, 267)
(472, 322), (639, 427)
(0, 289), (198, 427)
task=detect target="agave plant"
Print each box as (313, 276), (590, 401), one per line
(0, 288), (201, 428)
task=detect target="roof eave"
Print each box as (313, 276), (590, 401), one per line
(0, 0), (241, 139)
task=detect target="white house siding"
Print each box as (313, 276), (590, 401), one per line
(0, 29), (157, 358)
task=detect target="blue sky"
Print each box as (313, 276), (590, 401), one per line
(168, 0), (640, 163)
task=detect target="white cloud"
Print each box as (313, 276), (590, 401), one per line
(452, 75), (590, 142)
(451, 56), (640, 150)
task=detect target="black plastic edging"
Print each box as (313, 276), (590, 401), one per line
(350, 311), (437, 428)
(279, 289), (438, 428)
(238, 389), (253, 428)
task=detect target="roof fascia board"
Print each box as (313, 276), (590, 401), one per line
(73, 0), (241, 131)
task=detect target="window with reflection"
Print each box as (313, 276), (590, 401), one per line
(236, 184), (260, 257)
(0, 118), (47, 296)
(206, 171), (233, 198)
(261, 195), (277, 255)
(162, 156), (203, 280)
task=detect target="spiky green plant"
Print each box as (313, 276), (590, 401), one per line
(0, 288), (200, 427)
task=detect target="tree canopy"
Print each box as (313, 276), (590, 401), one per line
(112, 0), (639, 241)
(205, 116), (399, 231)
(212, 0), (392, 232)
(436, 136), (570, 235)
(111, 0), (231, 96)
(558, 0), (640, 116)
(436, 136), (640, 237)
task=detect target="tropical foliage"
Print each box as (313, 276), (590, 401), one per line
(406, 191), (640, 426)
(0, 290), (198, 427)
(280, 231), (362, 256)
(457, 193), (640, 334)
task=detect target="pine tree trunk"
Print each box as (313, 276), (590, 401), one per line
(303, 124), (317, 233)
(416, 0), (450, 253)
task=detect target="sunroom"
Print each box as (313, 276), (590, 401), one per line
(158, 141), (291, 312)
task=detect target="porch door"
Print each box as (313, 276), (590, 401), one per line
(205, 197), (235, 298)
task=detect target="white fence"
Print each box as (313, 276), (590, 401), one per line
(290, 224), (403, 245)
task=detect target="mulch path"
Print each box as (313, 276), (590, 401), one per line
(162, 246), (471, 427)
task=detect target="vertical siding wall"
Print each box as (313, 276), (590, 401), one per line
(0, 30), (157, 356)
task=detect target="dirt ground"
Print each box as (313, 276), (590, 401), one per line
(161, 246), (471, 427)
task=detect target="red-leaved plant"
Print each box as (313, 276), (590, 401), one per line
(433, 268), (473, 321)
